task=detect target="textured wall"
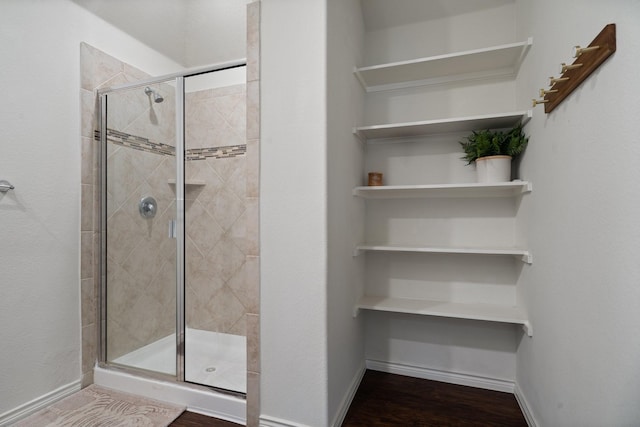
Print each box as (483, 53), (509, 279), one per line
(326, 0), (367, 425)
(260, 0), (329, 425)
(514, 1), (640, 425)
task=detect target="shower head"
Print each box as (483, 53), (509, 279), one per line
(144, 86), (164, 103)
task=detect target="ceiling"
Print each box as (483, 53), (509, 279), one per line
(72, 0), (250, 68)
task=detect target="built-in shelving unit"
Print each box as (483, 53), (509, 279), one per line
(354, 38), (533, 92)
(354, 110), (532, 142)
(353, 181), (532, 199)
(354, 296), (532, 336)
(352, 28), (533, 337)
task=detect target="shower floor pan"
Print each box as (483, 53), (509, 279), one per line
(113, 328), (246, 393)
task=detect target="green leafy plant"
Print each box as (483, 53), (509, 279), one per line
(459, 124), (529, 165)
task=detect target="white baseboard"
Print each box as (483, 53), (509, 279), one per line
(330, 362), (366, 427)
(366, 359), (515, 393)
(260, 415), (314, 427)
(514, 383), (538, 427)
(0, 380), (81, 426)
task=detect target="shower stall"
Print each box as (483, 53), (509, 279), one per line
(97, 62), (250, 397)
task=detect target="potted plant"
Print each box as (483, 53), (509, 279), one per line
(459, 124), (528, 183)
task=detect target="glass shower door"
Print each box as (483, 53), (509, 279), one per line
(100, 67), (248, 393)
(182, 70), (247, 393)
(103, 79), (178, 376)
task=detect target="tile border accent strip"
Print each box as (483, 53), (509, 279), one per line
(94, 129), (246, 160)
(103, 129), (176, 156)
(186, 145), (246, 160)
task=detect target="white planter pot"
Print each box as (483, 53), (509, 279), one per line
(475, 155), (512, 183)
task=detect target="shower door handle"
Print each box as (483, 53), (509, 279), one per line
(168, 220), (177, 239)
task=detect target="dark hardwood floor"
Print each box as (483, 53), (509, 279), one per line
(171, 410), (241, 426)
(342, 370), (527, 427)
(170, 370), (527, 426)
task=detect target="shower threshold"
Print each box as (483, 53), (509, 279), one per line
(113, 328), (246, 394)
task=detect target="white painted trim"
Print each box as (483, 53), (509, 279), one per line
(366, 359), (515, 393)
(0, 380), (81, 426)
(514, 383), (539, 427)
(259, 415), (314, 427)
(330, 363), (366, 427)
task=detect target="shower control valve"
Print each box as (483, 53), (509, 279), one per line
(139, 196), (157, 219)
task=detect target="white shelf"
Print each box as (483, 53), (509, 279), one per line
(354, 244), (532, 264)
(353, 181), (532, 199)
(354, 295), (532, 336)
(354, 110), (532, 142)
(167, 179), (206, 186)
(354, 38), (532, 92)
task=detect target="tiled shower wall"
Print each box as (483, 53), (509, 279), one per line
(79, 4), (260, 423)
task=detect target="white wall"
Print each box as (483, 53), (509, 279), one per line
(326, 0), (366, 425)
(70, 0), (189, 65)
(515, 1), (640, 425)
(185, 0), (250, 67)
(362, 2), (516, 66)
(260, 0), (329, 425)
(0, 0), (182, 417)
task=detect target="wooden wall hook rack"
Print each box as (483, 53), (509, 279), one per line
(543, 23), (616, 114)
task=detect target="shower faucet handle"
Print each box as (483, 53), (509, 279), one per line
(0, 180), (15, 193)
(139, 196), (157, 219)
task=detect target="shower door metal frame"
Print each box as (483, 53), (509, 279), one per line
(97, 59), (246, 387)
(175, 76), (185, 382)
